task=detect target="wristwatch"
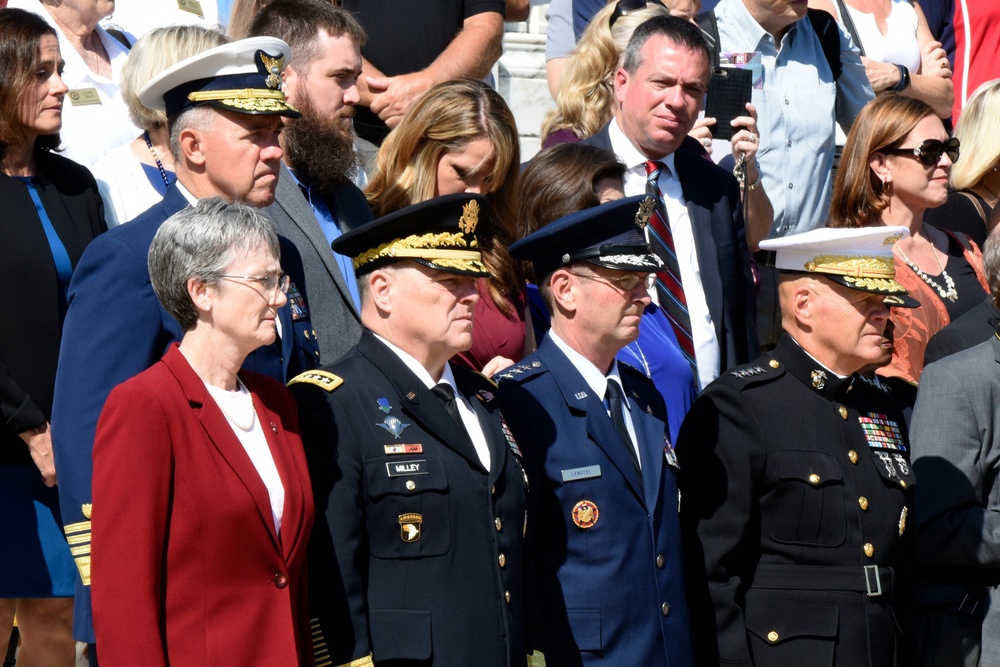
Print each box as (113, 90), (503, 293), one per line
(893, 64), (911, 92)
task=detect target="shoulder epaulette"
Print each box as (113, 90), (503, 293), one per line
(724, 358), (784, 387)
(493, 359), (544, 384)
(470, 370), (499, 389)
(287, 370), (344, 392)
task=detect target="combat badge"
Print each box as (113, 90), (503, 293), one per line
(399, 513), (422, 542)
(377, 415), (411, 439)
(377, 398), (391, 413)
(571, 500), (599, 529)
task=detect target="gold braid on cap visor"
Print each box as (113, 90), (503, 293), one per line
(353, 232), (486, 273)
(187, 88), (297, 113)
(804, 254), (907, 293)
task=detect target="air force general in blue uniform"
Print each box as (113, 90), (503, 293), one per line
(496, 196), (694, 666)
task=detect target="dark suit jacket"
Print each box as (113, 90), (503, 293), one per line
(496, 337), (693, 667)
(290, 331), (528, 666)
(0, 150), (106, 466)
(264, 164), (371, 363)
(51, 183), (319, 642)
(91, 345), (315, 666)
(583, 125), (758, 374)
(923, 297), (1000, 365)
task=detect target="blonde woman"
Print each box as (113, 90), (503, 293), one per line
(927, 78), (1000, 246)
(365, 79), (524, 373)
(91, 25), (229, 226)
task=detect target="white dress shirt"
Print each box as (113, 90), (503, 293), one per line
(609, 119), (722, 390)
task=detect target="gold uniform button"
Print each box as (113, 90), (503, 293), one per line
(405, 480), (416, 491)
(864, 543), (874, 558)
(838, 406), (848, 420)
(498, 553), (506, 568)
(848, 450), (858, 464)
(900, 480), (908, 489)
(808, 473), (821, 485)
(495, 517), (502, 531)
(660, 602), (671, 616)
(492, 485), (496, 495)
(656, 554), (665, 569)
(767, 631), (779, 643)
(859, 496), (869, 511)
(505, 590), (511, 604)
(769, 359), (780, 369)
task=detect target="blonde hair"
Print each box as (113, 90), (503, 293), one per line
(540, 0), (671, 143)
(365, 79), (521, 313)
(121, 25), (230, 131)
(950, 79), (1000, 191)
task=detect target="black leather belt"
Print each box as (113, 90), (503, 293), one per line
(752, 563), (894, 597)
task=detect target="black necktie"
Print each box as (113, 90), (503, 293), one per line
(432, 383), (465, 431)
(606, 379), (641, 477)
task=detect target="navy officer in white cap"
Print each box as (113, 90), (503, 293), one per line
(496, 195), (695, 666)
(677, 226), (918, 667)
(48, 38), (318, 663)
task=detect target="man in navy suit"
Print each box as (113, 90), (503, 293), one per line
(49, 38), (317, 662)
(583, 14), (756, 390)
(497, 196), (694, 666)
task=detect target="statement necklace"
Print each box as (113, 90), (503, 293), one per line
(895, 243), (958, 303)
(214, 376), (257, 431)
(143, 130), (171, 187)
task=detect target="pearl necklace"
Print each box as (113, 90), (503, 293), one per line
(213, 376), (257, 431)
(894, 244), (958, 303)
(143, 130), (171, 188)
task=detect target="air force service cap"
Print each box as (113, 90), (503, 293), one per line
(139, 37), (300, 118)
(508, 195), (663, 278)
(759, 226), (919, 308)
(332, 193), (491, 277)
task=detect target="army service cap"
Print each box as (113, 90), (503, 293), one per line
(333, 193), (491, 277)
(760, 226), (919, 308)
(139, 37), (300, 118)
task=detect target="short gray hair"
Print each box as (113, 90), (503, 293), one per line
(148, 198), (281, 330)
(169, 105), (217, 162)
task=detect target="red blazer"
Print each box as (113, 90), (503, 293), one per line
(91, 345), (315, 666)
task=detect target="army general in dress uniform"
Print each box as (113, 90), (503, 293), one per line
(497, 196), (694, 666)
(677, 226), (918, 667)
(289, 194), (528, 667)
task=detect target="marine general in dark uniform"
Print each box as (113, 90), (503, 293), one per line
(677, 226), (918, 667)
(497, 196), (694, 666)
(289, 194), (528, 667)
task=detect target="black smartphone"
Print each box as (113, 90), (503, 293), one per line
(704, 66), (753, 141)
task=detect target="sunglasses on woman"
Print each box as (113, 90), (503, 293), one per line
(879, 137), (960, 166)
(609, 0), (668, 28)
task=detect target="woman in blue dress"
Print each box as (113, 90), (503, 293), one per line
(518, 142), (696, 442)
(0, 9), (107, 664)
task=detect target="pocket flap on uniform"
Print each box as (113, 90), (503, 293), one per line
(370, 608), (432, 661)
(365, 456), (449, 498)
(745, 592), (838, 644)
(776, 451), (843, 486)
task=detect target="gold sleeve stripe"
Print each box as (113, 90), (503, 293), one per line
(75, 556), (91, 586)
(333, 656), (373, 667)
(70, 545), (91, 557)
(66, 533), (91, 545)
(64, 521), (92, 535)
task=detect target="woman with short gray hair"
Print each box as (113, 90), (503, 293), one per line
(89, 198), (316, 666)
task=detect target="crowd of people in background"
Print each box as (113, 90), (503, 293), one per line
(2, 0), (1000, 665)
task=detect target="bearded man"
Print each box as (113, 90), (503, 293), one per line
(250, 0), (374, 361)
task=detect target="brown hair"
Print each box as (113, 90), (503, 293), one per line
(247, 0), (365, 73)
(0, 8), (59, 160)
(828, 94), (937, 228)
(365, 79), (521, 313)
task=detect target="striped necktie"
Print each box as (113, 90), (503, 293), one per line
(644, 160), (696, 372)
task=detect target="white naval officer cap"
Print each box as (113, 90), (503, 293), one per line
(759, 226), (919, 308)
(138, 37), (300, 119)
